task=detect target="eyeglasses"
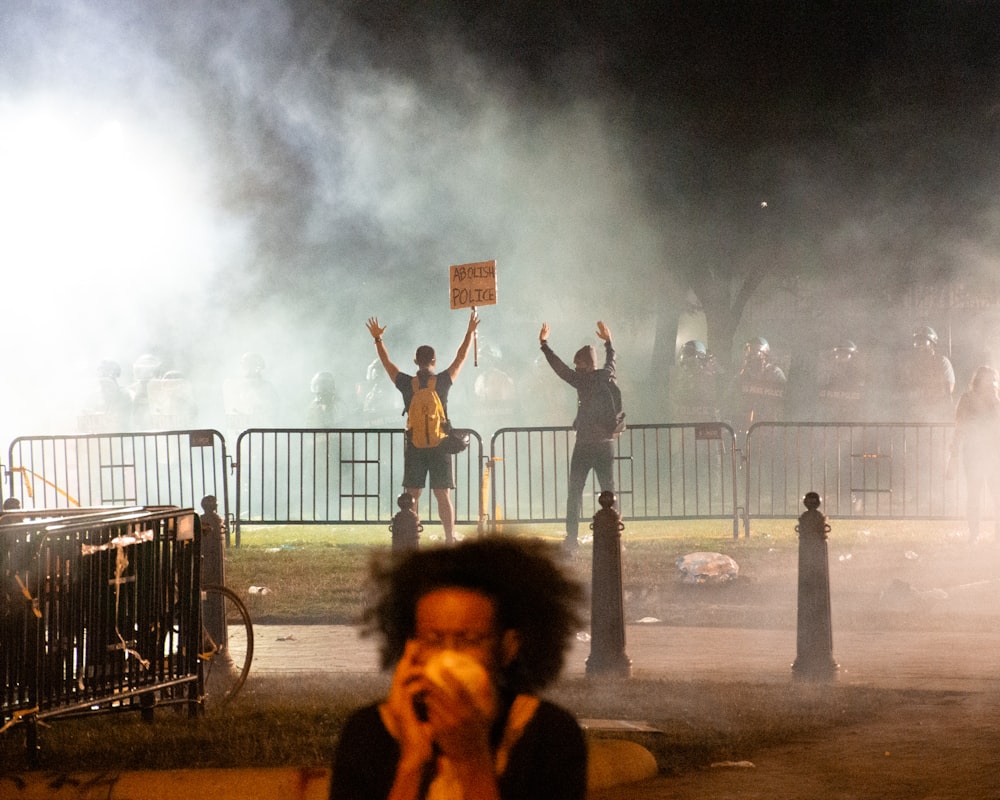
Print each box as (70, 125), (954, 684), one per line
(414, 631), (496, 652)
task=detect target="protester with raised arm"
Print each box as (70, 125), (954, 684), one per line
(538, 320), (623, 553)
(366, 310), (479, 544)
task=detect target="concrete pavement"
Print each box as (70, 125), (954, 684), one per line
(5, 623), (998, 798)
(251, 622), (1000, 692)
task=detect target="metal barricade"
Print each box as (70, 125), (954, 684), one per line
(489, 424), (740, 537)
(5, 431), (229, 533)
(3, 422), (972, 547)
(744, 422), (961, 534)
(232, 429), (484, 545)
(1, 506), (202, 757)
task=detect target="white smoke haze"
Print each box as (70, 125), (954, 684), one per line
(3, 1), (1000, 445)
(0, 0), (682, 445)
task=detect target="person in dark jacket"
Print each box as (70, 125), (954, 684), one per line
(538, 320), (619, 552)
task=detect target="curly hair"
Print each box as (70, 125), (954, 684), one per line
(363, 536), (584, 693)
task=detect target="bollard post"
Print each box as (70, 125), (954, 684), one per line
(390, 492), (422, 552)
(200, 495), (227, 649)
(792, 491), (839, 682)
(25, 713), (40, 769)
(586, 491), (632, 678)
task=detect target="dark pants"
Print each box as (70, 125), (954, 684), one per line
(566, 439), (616, 540)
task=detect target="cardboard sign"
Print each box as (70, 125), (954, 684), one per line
(450, 260), (497, 309)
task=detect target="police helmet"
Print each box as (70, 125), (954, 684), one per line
(311, 371), (336, 395)
(745, 336), (770, 356)
(132, 353), (163, 381)
(912, 326), (938, 348)
(680, 340), (708, 365)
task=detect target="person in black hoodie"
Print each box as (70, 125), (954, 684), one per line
(539, 320), (619, 552)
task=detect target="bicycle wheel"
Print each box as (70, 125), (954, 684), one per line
(200, 584), (254, 705)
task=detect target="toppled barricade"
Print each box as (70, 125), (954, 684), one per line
(1, 505), (202, 764)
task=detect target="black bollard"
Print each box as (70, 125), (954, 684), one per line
(586, 491), (632, 678)
(792, 491), (839, 682)
(200, 495), (227, 649)
(390, 492), (422, 552)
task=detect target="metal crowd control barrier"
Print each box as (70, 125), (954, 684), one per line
(2, 422), (970, 547)
(5, 430), (230, 541)
(232, 428), (484, 545)
(489, 423), (741, 537)
(1, 506), (202, 761)
(743, 422), (961, 535)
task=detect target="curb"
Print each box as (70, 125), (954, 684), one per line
(0, 740), (657, 798)
(587, 738), (659, 790)
(0, 767), (331, 800)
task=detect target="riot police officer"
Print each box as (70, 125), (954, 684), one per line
(307, 370), (337, 427)
(815, 341), (866, 422)
(732, 336), (787, 436)
(472, 343), (516, 432)
(79, 359), (132, 432)
(224, 352), (279, 429)
(897, 326), (955, 422)
(670, 340), (723, 422)
(128, 353), (164, 430)
(148, 370), (198, 429)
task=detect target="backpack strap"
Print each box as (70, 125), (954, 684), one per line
(405, 376), (419, 417)
(411, 374), (436, 392)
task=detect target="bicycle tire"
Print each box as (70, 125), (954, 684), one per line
(200, 584), (254, 705)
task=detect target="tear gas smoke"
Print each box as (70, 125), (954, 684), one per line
(0, 0), (677, 445)
(2, 2), (1000, 448)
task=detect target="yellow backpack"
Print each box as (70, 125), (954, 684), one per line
(408, 375), (447, 448)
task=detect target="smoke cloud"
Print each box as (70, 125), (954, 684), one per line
(0, 0), (681, 444)
(3, 1), (1000, 444)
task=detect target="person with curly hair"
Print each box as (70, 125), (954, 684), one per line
(329, 536), (587, 800)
